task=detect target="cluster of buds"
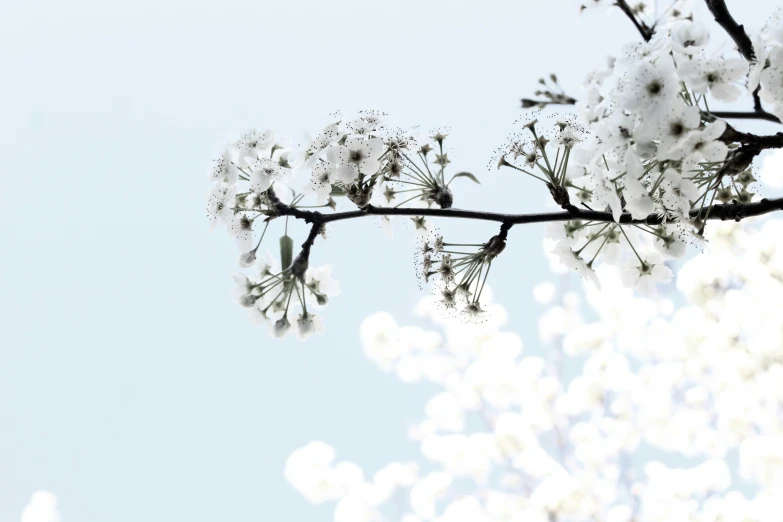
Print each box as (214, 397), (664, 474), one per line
(520, 74), (577, 109)
(419, 224), (510, 319)
(231, 227), (339, 340)
(209, 112), (487, 339)
(494, 117), (589, 211)
(378, 130), (479, 210)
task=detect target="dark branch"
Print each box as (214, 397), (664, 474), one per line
(703, 1), (783, 123)
(615, 0), (653, 41)
(721, 126), (783, 149)
(274, 197), (783, 229)
(704, 0), (755, 61)
(711, 110), (782, 124)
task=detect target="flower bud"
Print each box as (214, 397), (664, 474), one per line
(273, 316), (291, 338)
(239, 294), (256, 308)
(239, 251), (256, 268)
(296, 314), (315, 340)
(427, 185), (454, 209)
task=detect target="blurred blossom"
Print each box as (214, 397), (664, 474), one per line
(284, 214), (783, 521)
(21, 492), (60, 522)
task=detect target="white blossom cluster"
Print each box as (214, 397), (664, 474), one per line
(494, 1), (783, 293)
(284, 215), (783, 522)
(207, 111), (483, 338)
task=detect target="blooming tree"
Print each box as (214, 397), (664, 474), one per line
(202, 0), (783, 519)
(283, 214), (783, 521)
(207, 0), (783, 340)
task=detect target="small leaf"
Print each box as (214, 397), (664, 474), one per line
(449, 172), (480, 185)
(280, 235), (294, 270)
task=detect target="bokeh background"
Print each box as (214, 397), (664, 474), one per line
(1, 0), (779, 520)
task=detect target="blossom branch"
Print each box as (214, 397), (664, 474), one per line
(274, 196), (783, 228)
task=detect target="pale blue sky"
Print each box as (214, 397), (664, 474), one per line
(1, 0), (777, 520)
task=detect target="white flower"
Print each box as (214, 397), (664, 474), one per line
(530, 471), (595, 518)
(670, 120), (728, 173)
(660, 168), (699, 217)
(374, 462), (418, 501)
(247, 157), (286, 193)
(555, 123), (584, 149)
(620, 59), (680, 118)
(532, 282), (557, 305)
(206, 184), (236, 231)
(552, 240), (601, 289)
(670, 20), (709, 55)
(295, 312), (325, 340)
(21, 492), (61, 522)
(248, 302), (270, 325)
(739, 435), (783, 487)
(305, 264), (341, 307)
(208, 148), (238, 185)
(272, 315), (291, 338)
(360, 312), (408, 371)
(335, 136), (384, 182)
(623, 150), (655, 219)
(592, 171), (624, 222)
(296, 121), (342, 169)
(620, 252), (673, 292)
(617, 34), (670, 71)
(493, 412), (539, 465)
(234, 129), (274, 166)
(284, 441), (364, 504)
(238, 250), (256, 268)
(228, 212), (255, 252)
(748, 34), (768, 92)
(410, 472), (452, 519)
(677, 55), (748, 102)
(334, 483), (383, 522)
(642, 101), (700, 159)
(759, 47), (783, 121)
(592, 111), (638, 157)
(303, 161), (337, 204)
(653, 224), (687, 258)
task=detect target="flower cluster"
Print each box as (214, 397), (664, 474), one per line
(416, 229), (509, 321)
(207, 112), (480, 338)
(494, 5), (783, 291)
(231, 250), (340, 340)
(285, 215), (783, 521)
(208, 1), (783, 338)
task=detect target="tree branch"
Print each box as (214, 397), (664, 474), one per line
(711, 110), (782, 124)
(615, 0), (653, 41)
(274, 197), (783, 229)
(704, 0), (755, 61)
(702, 0), (783, 123)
